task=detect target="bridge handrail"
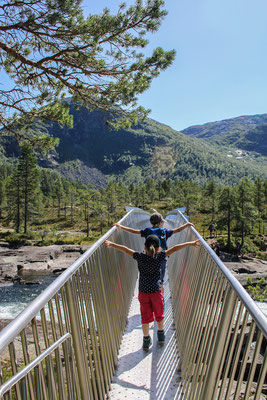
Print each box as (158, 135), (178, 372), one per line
(0, 207), (266, 399)
(0, 208), (149, 399)
(166, 208), (266, 400)
(166, 209), (267, 336)
(0, 333), (73, 397)
(0, 208), (147, 352)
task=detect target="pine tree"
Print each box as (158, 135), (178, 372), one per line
(254, 177), (265, 234)
(235, 178), (257, 246)
(0, 180), (5, 220)
(203, 180), (218, 221)
(55, 177), (65, 218)
(69, 187), (77, 225)
(145, 179), (157, 203)
(217, 186), (236, 249)
(0, 0), (175, 135)
(6, 171), (23, 233)
(17, 143), (41, 233)
(105, 183), (118, 223)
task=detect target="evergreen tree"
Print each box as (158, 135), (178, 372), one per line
(217, 186), (236, 249)
(1, 0), (175, 135)
(175, 180), (200, 216)
(156, 180), (164, 201)
(0, 180), (5, 220)
(145, 179), (157, 203)
(79, 188), (100, 236)
(139, 185), (148, 209)
(235, 179), (257, 246)
(117, 182), (129, 205)
(105, 183), (118, 223)
(203, 180), (218, 221)
(93, 202), (107, 235)
(55, 177), (65, 218)
(17, 143), (41, 233)
(254, 177), (265, 234)
(132, 187), (141, 208)
(6, 171), (23, 233)
(69, 187), (77, 225)
(162, 179), (172, 198)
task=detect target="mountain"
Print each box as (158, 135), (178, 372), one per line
(181, 114), (267, 156)
(1, 104), (267, 187)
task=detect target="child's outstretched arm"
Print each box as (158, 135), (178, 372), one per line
(172, 222), (194, 234)
(165, 239), (200, 257)
(105, 240), (135, 257)
(114, 223), (141, 235)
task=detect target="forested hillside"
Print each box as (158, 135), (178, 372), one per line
(46, 104), (267, 185)
(182, 114), (267, 156)
(1, 103), (267, 187)
(0, 133), (266, 274)
(0, 149), (266, 264)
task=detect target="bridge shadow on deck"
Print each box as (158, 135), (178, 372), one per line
(109, 274), (184, 400)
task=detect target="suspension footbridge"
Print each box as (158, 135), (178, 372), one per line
(0, 208), (266, 399)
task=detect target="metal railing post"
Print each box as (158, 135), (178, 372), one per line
(200, 286), (236, 399)
(65, 280), (91, 399)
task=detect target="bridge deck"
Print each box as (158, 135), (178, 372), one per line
(109, 273), (183, 400)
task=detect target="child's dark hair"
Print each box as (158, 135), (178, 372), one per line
(145, 235), (160, 258)
(150, 212), (163, 226)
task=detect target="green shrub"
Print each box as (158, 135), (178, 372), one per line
(246, 277), (267, 302)
(252, 237), (267, 251)
(241, 238), (259, 254)
(256, 251), (267, 261)
(3, 232), (29, 247)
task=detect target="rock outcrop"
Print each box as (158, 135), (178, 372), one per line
(224, 257), (267, 286)
(0, 244), (90, 284)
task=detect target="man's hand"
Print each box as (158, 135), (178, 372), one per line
(105, 240), (112, 248)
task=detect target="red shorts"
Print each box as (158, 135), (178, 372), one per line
(138, 290), (164, 324)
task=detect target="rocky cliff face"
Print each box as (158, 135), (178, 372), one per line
(56, 160), (107, 189)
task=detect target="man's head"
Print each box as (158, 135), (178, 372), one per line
(150, 212), (163, 226)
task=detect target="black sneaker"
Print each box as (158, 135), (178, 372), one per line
(157, 330), (165, 343)
(143, 336), (152, 350)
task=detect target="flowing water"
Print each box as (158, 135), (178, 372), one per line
(0, 272), (266, 320)
(0, 271), (57, 320)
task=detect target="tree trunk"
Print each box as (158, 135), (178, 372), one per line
(86, 215), (89, 237)
(16, 193), (20, 233)
(241, 221), (244, 247)
(71, 202), (74, 224)
(58, 197), (61, 218)
(227, 207), (231, 248)
(24, 178), (28, 234)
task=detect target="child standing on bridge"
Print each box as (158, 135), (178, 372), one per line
(115, 212), (193, 294)
(105, 235), (200, 350)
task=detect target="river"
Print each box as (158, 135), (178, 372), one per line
(0, 271), (57, 319)
(0, 272), (266, 320)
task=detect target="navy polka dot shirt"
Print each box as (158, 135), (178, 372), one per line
(133, 251), (166, 293)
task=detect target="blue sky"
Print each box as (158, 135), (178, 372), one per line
(84, 0), (267, 131)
